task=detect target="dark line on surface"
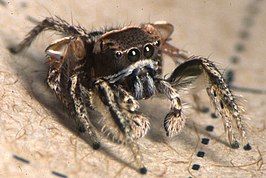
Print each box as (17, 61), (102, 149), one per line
(13, 155), (30, 164)
(51, 171), (68, 178)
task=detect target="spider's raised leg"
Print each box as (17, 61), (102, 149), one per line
(155, 79), (185, 137)
(94, 79), (148, 174)
(9, 16), (86, 54)
(168, 57), (250, 149)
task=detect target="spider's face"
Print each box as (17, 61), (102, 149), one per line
(93, 24), (162, 99)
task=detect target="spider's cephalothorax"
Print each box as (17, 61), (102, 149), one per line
(92, 24), (162, 100)
(9, 17), (251, 174)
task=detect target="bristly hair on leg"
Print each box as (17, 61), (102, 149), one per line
(167, 56), (250, 148)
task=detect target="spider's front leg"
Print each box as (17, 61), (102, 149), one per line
(155, 79), (185, 137)
(94, 79), (149, 174)
(69, 74), (101, 149)
(47, 69), (101, 149)
(168, 57), (250, 149)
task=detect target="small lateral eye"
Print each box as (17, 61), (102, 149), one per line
(143, 43), (154, 58)
(127, 48), (141, 62)
(115, 51), (123, 59)
(155, 40), (161, 47)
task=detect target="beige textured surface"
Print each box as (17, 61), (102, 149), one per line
(0, 0), (266, 177)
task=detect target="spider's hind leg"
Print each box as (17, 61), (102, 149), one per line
(168, 57), (250, 149)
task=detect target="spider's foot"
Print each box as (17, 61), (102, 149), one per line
(199, 106), (210, 113)
(139, 166), (147, 174)
(164, 111), (185, 137)
(77, 126), (100, 150)
(92, 142), (101, 150)
(8, 46), (19, 54)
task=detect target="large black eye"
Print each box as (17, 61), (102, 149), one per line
(114, 51), (123, 59)
(143, 43), (154, 58)
(127, 48), (141, 62)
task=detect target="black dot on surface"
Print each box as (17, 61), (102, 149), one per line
(235, 43), (245, 52)
(211, 112), (218, 119)
(192, 164), (200, 170)
(230, 56), (240, 64)
(244, 143), (252, 151)
(200, 107), (210, 113)
(225, 70), (235, 84)
(239, 30), (250, 40)
(197, 151), (205, 158)
(139, 167), (147, 174)
(201, 138), (210, 145)
(206, 125), (214, 132)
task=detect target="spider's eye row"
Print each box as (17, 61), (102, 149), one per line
(155, 40), (161, 47)
(127, 48), (141, 62)
(115, 51), (123, 59)
(143, 43), (154, 58)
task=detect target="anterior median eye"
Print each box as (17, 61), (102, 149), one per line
(128, 48), (141, 62)
(143, 43), (154, 58)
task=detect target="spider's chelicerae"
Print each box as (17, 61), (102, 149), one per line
(10, 17), (251, 174)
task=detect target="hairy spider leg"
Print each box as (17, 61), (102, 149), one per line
(9, 16), (87, 54)
(47, 37), (101, 149)
(168, 57), (250, 148)
(94, 79), (148, 174)
(155, 79), (185, 137)
(70, 75), (101, 149)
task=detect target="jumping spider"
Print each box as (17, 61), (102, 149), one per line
(9, 17), (251, 174)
